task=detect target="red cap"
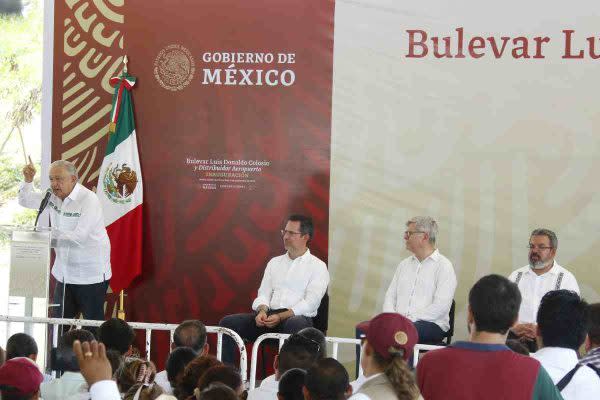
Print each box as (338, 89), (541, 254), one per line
(0, 357), (44, 395)
(357, 313), (418, 361)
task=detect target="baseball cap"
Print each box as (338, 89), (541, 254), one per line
(0, 357), (44, 395)
(356, 313), (418, 361)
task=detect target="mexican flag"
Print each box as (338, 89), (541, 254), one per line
(97, 72), (143, 293)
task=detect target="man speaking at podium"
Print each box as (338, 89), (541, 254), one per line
(18, 159), (111, 322)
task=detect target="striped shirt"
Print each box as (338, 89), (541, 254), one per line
(581, 347), (600, 370)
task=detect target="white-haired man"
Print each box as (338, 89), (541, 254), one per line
(381, 216), (457, 343)
(19, 160), (111, 321)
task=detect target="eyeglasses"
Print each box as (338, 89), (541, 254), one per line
(280, 230), (303, 237)
(404, 230), (426, 238)
(527, 244), (553, 251)
(285, 333), (321, 354)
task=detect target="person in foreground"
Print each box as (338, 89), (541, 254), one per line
(581, 303), (600, 370)
(0, 357), (44, 400)
(352, 313), (421, 400)
(277, 368), (306, 400)
(72, 340), (120, 400)
(41, 329), (96, 400)
(155, 320), (209, 394)
(248, 332), (321, 400)
(416, 274), (563, 400)
(303, 358), (352, 400)
(533, 290), (600, 399)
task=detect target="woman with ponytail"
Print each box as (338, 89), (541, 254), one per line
(353, 313), (422, 400)
(117, 358), (164, 399)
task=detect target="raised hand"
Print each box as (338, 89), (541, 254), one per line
(73, 340), (112, 386)
(23, 156), (36, 183)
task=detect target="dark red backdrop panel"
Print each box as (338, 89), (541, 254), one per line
(52, 0), (334, 366)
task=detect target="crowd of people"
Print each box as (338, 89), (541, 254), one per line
(8, 160), (600, 399)
(0, 275), (600, 400)
(0, 276), (599, 399)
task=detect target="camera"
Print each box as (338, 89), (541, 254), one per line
(49, 347), (79, 373)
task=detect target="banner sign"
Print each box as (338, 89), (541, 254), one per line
(51, 0), (335, 345)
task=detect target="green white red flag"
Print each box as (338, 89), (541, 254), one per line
(97, 72), (143, 293)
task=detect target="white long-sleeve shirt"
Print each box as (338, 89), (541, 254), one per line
(508, 261), (579, 324)
(18, 182), (111, 284)
(89, 380), (121, 400)
(383, 249), (456, 332)
(40, 371), (89, 400)
(251, 249), (329, 317)
(247, 374), (278, 400)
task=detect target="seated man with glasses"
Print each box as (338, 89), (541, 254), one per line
(219, 214), (329, 365)
(508, 228), (580, 352)
(378, 216), (457, 345)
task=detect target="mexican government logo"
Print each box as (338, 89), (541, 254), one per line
(154, 44), (195, 91)
(103, 163), (138, 204)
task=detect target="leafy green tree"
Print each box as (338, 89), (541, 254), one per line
(0, 0), (43, 243)
(0, 0), (43, 157)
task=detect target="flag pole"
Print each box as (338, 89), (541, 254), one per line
(118, 290), (126, 320)
(117, 54), (128, 322)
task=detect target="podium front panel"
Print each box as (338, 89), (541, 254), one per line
(10, 230), (51, 298)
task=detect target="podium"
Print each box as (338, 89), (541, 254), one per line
(0, 225), (52, 367)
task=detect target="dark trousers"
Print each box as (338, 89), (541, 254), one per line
(355, 319), (446, 376)
(219, 313), (313, 365)
(413, 320), (446, 344)
(52, 280), (109, 337)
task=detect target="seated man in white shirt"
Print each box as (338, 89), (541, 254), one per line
(42, 329), (96, 400)
(379, 216), (457, 344)
(532, 290), (600, 399)
(508, 228), (579, 351)
(219, 215), (330, 364)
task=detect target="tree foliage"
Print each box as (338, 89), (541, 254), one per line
(0, 0), (43, 231)
(0, 0), (43, 147)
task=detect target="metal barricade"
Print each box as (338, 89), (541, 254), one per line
(0, 315), (248, 383)
(249, 332), (362, 390)
(412, 343), (444, 368)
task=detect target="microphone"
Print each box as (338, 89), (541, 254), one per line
(34, 190), (52, 227)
